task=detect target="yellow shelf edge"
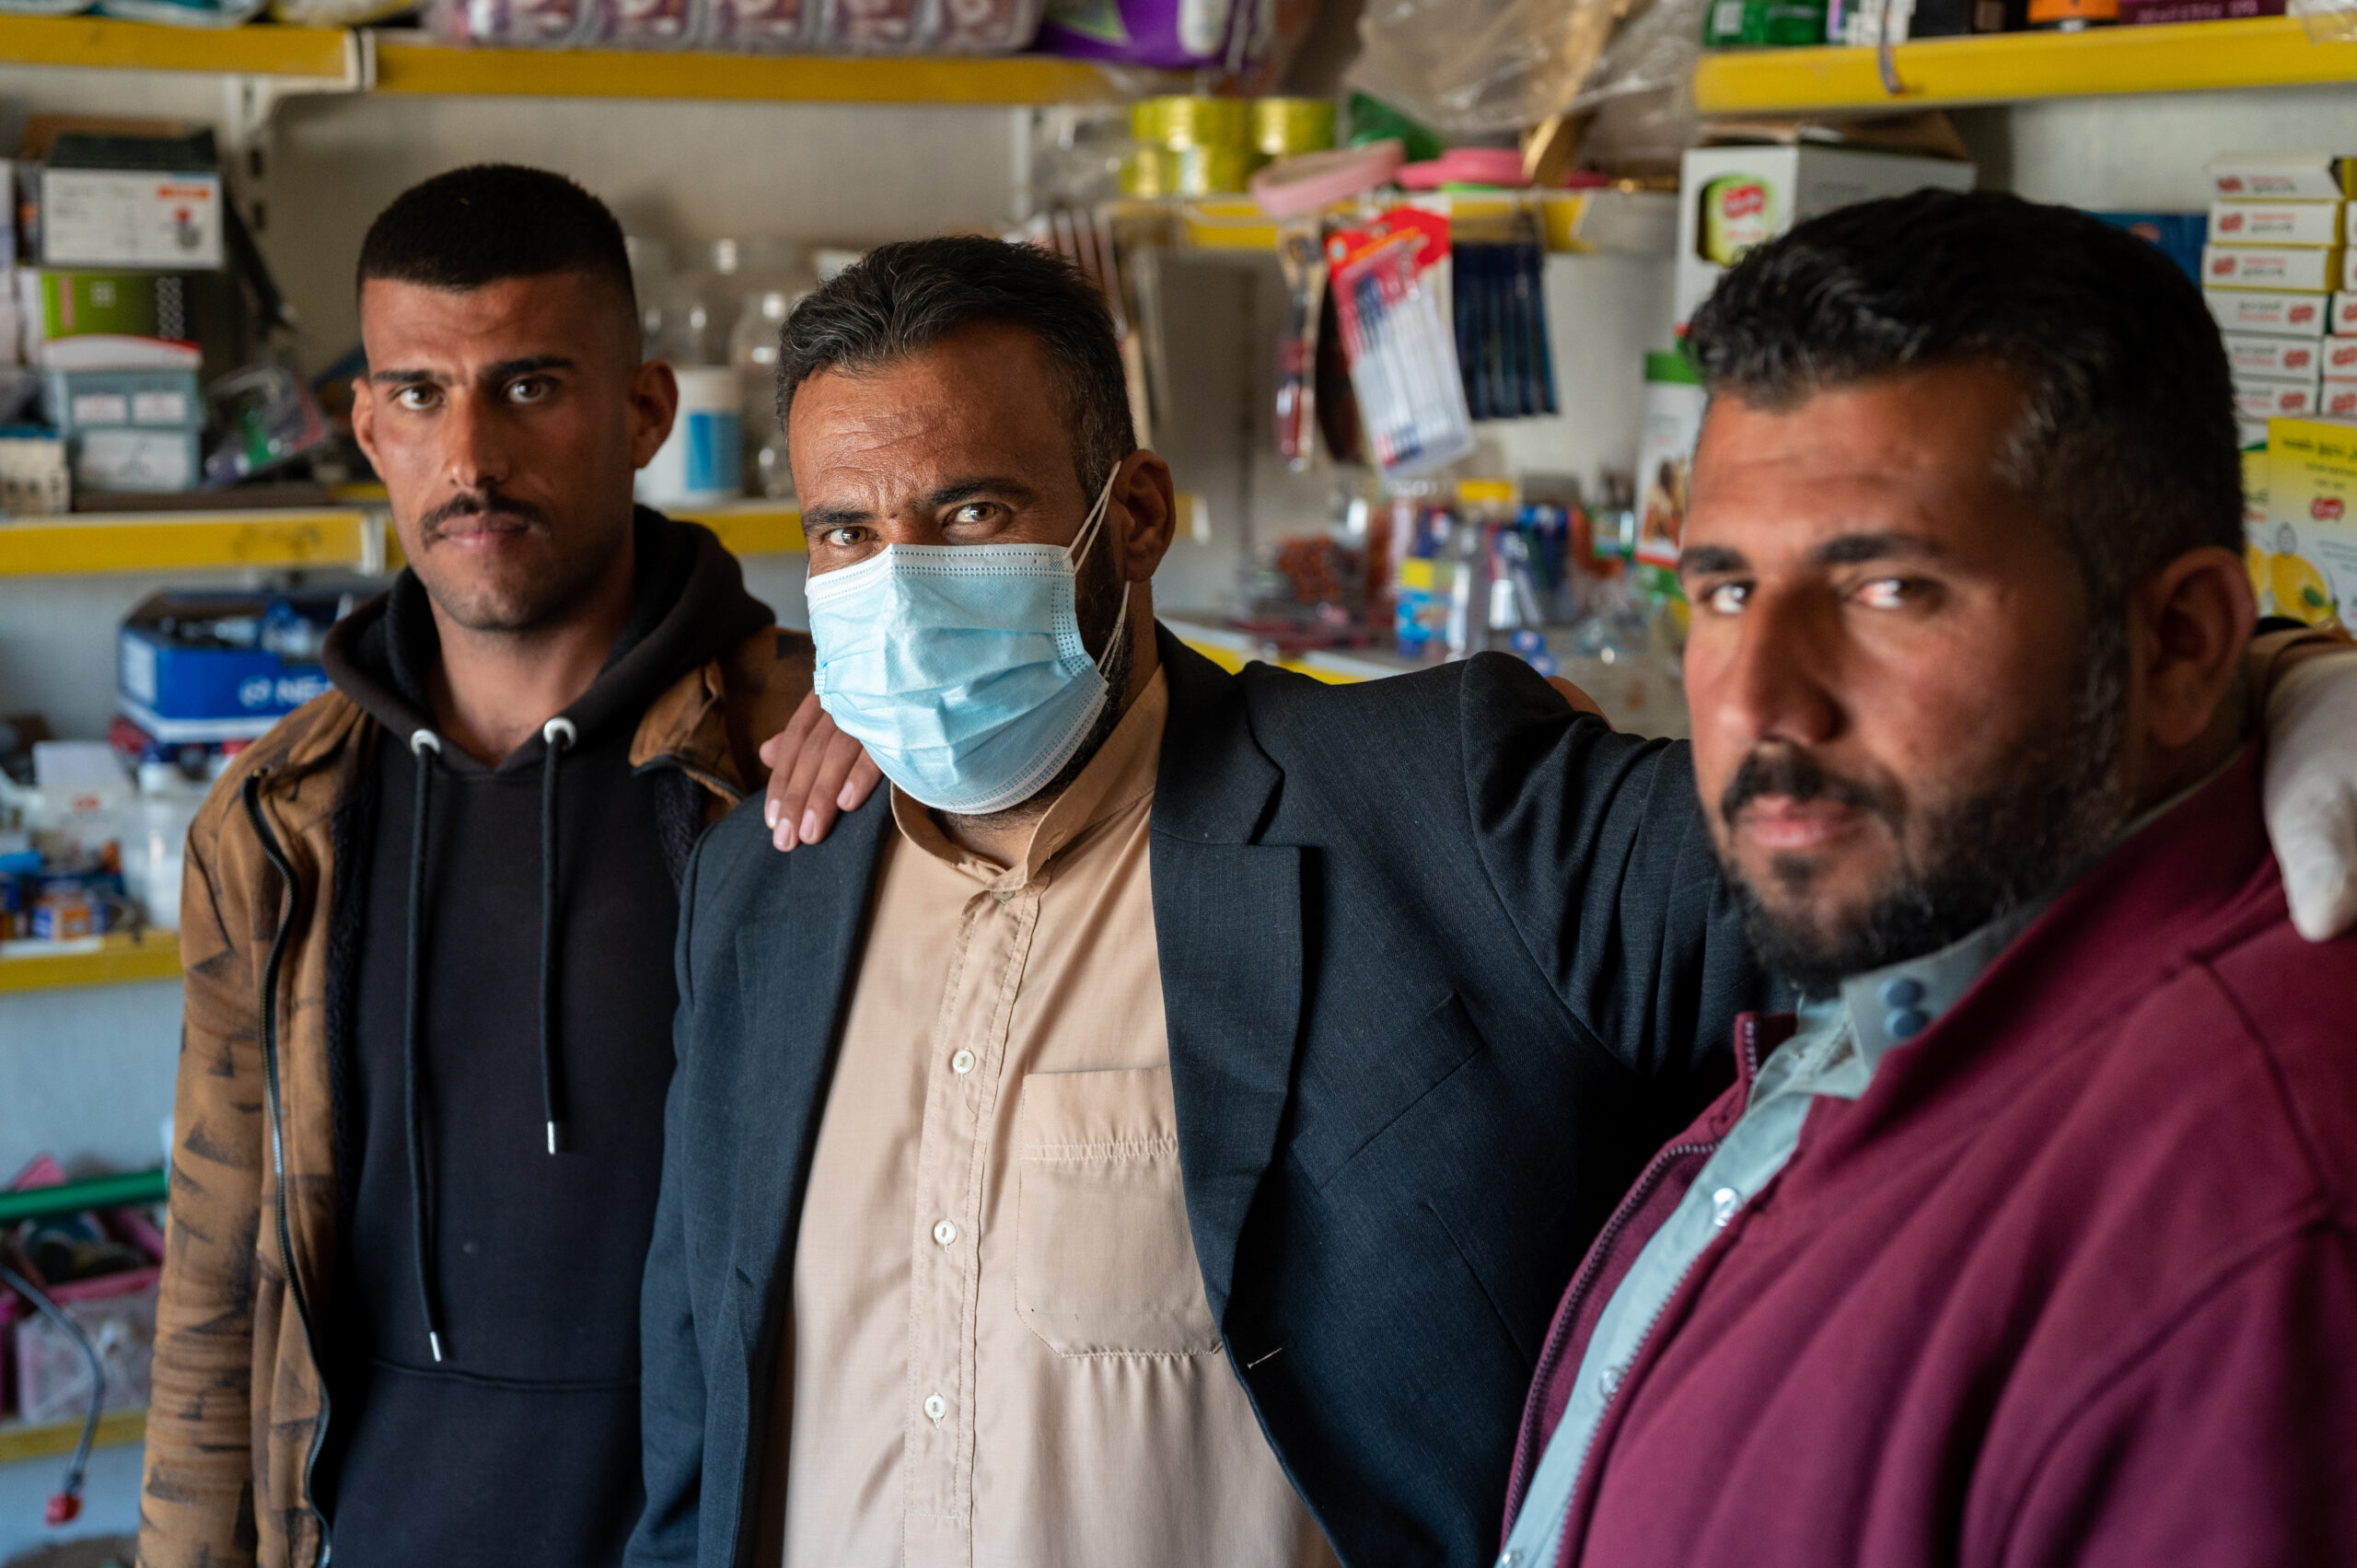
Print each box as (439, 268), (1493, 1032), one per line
(0, 932), (183, 994)
(0, 1408), (147, 1467)
(373, 38), (1131, 104)
(0, 13), (350, 75)
(0, 510), (369, 577)
(668, 502), (807, 554)
(1695, 16), (2357, 116)
(1153, 192), (1617, 256)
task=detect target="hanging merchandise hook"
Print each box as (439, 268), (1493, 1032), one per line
(0, 1260), (107, 1527)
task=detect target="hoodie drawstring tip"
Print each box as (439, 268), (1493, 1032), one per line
(546, 1121), (565, 1156)
(426, 1330), (446, 1364)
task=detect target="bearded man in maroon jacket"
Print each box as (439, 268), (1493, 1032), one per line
(1499, 189), (2357, 1568)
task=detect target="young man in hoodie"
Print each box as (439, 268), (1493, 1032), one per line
(139, 165), (815, 1568)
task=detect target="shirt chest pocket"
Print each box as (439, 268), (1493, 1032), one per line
(1014, 1065), (1222, 1358)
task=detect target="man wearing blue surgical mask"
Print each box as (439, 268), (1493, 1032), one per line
(631, 236), (2357, 1568)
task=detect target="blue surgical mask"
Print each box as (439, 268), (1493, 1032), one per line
(806, 470), (1131, 816)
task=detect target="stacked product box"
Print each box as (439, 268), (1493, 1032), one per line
(2202, 154), (2351, 424)
(2253, 417), (2357, 626)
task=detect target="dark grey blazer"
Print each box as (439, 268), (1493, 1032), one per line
(627, 627), (1766, 1568)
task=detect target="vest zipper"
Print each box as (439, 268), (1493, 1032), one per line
(1501, 1020), (1766, 1531)
(240, 772), (336, 1566)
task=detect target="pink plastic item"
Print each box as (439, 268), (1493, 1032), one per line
(1250, 141), (1407, 219)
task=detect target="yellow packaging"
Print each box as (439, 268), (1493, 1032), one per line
(2257, 416), (2357, 625)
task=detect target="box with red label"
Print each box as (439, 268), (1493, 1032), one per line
(2334, 292), (2357, 335)
(2209, 201), (2343, 247)
(2223, 331), (2321, 378)
(2258, 417), (2357, 625)
(2209, 288), (2329, 337)
(2209, 153), (2357, 203)
(2322, 336), (2357, 376)
(2236, 379), (2321, 419)
(2204, 244), (2343, 292)
(2321, 379), (2357, 419)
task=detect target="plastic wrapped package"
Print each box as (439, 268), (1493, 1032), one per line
(702, 0), (819, 50)
(433, 0), (606, 46)
(1345, 0), (1643, 137)
(270, 0), (414, 22)
(435, 0), (1044, 49)
(92, 0), (262, 21)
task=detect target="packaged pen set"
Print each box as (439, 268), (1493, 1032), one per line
(1296, 200), (1560, 481)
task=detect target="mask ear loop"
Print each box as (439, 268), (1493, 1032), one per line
(1069, 465), (1132, 675)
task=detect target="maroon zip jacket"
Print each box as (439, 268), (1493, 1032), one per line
(1505, 747), (2357, 1568)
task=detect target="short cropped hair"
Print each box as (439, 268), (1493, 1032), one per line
(776, 236), (1134, 498)
(1689, 189), (2242, 611)
(356, 164), (635, 337)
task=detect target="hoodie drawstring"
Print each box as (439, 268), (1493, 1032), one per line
(403, 728), (447, 1365)
(539, 717), (575, 1156)
(400, 717), (578, 1367)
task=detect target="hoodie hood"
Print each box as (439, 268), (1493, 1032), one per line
(321, 507), (773, 770)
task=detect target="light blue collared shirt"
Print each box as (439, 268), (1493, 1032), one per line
(1494, 908), (2042, 1568)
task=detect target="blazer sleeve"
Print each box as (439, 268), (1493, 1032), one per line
(1457, 653), (1770, 1092)
(1990, 1226), (2357, 1568)
(140, 806), (267, 1568)
(627, 835), (712, 1568)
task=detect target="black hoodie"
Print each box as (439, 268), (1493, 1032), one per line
(311, 510), (770, 1568)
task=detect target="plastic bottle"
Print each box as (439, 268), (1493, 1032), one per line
(729, 288), (807, 500)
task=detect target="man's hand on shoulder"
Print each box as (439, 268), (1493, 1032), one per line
(761, 692), (884, 852)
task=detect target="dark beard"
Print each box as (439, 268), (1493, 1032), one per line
(1723, 618), (2135, 999)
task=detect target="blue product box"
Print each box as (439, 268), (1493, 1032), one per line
(2091, 212), (2206, 283)
(117, 590), (342, 743)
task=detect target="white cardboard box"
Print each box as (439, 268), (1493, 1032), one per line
(2209, 288), (2331, 337)
(2209, 153), (2352, 202)
(38, 166), (223, 271)
(2224, 331), (2323, 378)
(1673, 145), (1976, 329)
(2211, 200), (2344, 248)
(2321, 377), (2357, 419)
(2237, 380), (2323, 419)
(2204, 243), (2342, 293)
(2322, 336), (2357, 377)
(2334, 292), (2357, 335)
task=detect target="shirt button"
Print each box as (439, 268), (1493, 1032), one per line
(1497, 1553), (1523, 1568)
(950, 1049), (977, 1074)
(991, 888), (1016, 905)
(1879, 974), (1925, 1009)
(1712, 1186), (1740, 1228)
(1885, 1007), (1931, 1040)
(1599, 1365), (1623, 1397)
(933, 1219), (958, 1247)
(923, 1393), (946, 1423)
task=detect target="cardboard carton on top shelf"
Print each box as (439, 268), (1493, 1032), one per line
(2203, 243), (2343, 293)
(2209, 153), (2357, 203)
(2208, 288), (2329, 337)
(1674, 144), (1976, 331)
(2210, 199), (2344, 248)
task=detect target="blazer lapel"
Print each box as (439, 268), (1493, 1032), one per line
(725, 793), (895, 1320)
(1152, 630), (1305, 1326)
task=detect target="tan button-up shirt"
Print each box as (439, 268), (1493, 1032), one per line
(758, 668), (1336, 1568)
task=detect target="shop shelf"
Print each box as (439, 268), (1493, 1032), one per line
(670, 500), (806, 554)
(0, 931), (183, 993)
(371, 35), (1140, 105)
(1693, 16), (2357, 116)
(0, 1408), (146, 1468)
(1150, 189), (1676, 258)
(0, 12), (353, 75)
(0, 509), (370, 577)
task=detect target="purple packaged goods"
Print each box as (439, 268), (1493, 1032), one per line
(1039, 0), (1239, 67)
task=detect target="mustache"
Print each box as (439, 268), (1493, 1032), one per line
(420, 488), (551, 537)
(1719, 745), (1899, 830)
